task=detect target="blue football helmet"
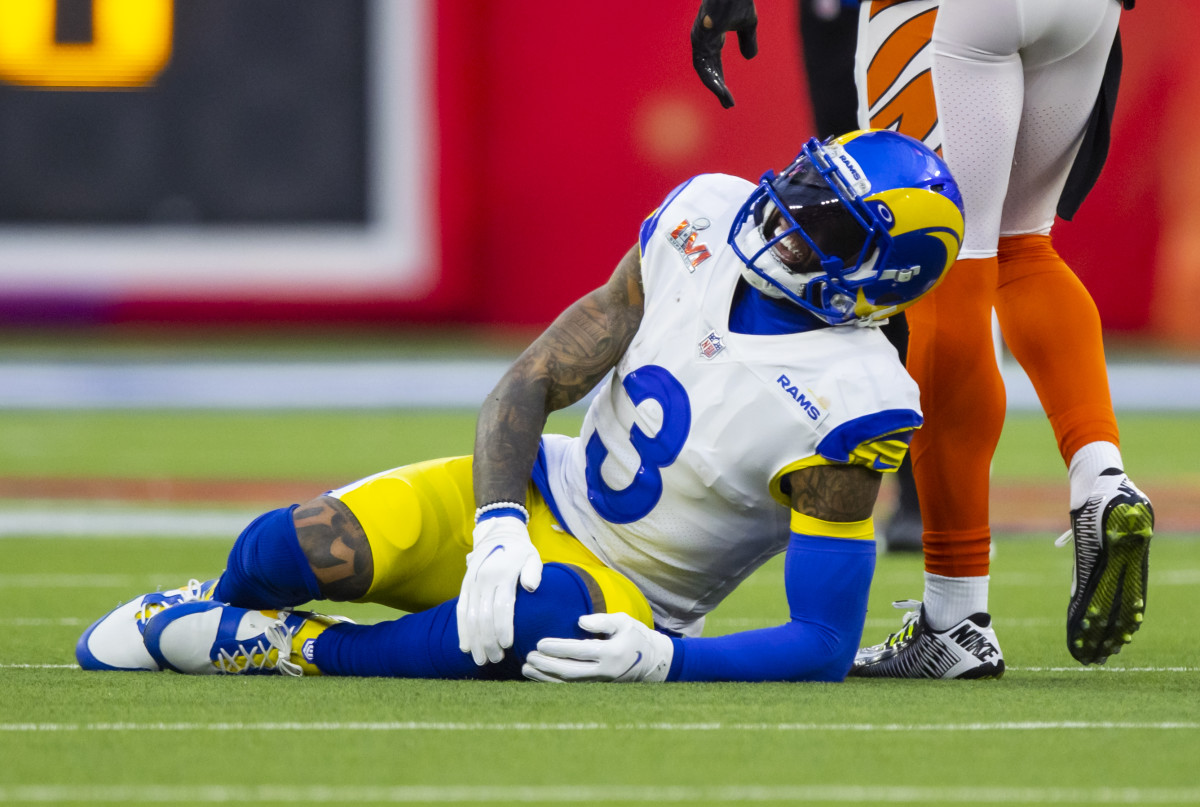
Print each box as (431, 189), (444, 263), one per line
(729, 129), (965, 326)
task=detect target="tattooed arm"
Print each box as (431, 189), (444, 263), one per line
(662, 463), (883, 681)
(785, 464), (881, 523)
(522, 463), (888, 682)
(472, 244), (645, 507)
(284, 250), (643, 611)
(457, 245), (645, 665)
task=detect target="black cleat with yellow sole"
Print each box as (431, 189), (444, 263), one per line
(1058, 468), (1154, 665)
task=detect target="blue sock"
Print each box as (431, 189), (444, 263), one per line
(311, 563), (594, 679)
(212, 505), (323, 609)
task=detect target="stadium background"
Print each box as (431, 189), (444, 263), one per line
(0, 0), (1196, 345)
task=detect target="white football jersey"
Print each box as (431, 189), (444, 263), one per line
(536, 173), (922, 635)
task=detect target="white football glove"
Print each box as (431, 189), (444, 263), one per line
(457, 515), (543, 665)
(522, 612), (674, 683)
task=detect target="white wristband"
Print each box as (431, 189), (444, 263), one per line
(474, 501), (530, 524)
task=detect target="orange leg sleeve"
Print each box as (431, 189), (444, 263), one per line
(996, 234), (1120, 464)
(906, 256), (1003, 578)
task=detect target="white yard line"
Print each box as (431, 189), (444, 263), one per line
(2, 784), (1200, 804)
(0, 618), (84, 627)
(713, 617), (1065, 629)
(0, 574), (209, 587)
(5, 663), (1199, 674)
(1011, 666), (1200, 673)
(2, 784), (1199, 804)
(2, 719), (1198, 732)
(0, 509), (257, 538)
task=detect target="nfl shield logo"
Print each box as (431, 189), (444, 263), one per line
(699, 331), (725, 359)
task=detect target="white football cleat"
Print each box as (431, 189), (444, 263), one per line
(75, 578), (218, 672)
(143, 600), (344, 676)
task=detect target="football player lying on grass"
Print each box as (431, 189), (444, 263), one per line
(78, 129), (970, 682)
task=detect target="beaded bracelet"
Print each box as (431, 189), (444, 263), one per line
(474, 501), (530, 524)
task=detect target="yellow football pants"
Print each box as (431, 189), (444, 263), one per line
(330, 455), (654, 627)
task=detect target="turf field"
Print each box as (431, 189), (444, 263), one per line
(2, 409), (1198, 805)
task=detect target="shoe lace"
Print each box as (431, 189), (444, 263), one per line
(1054, 529), (1073, 548)
(134, 578), (206, 625)
(883, 599), (923, 647)
(213, 616), (302, 677)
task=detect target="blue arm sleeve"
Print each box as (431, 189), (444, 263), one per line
(665, 533), (876, 682)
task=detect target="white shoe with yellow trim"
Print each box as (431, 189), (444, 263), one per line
(143, 601), (347, 676)
(75, 578), (219, 672)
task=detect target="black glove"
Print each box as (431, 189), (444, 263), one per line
(690, 0), (759, 109)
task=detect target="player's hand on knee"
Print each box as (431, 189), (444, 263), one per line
(522, 612), (673, 683)
(458, 514), (543, 665)
(691, 0), (759, 108)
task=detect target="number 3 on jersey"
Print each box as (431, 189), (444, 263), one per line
(585, 365), (692, 524)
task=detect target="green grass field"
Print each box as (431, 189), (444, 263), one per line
(2, 410), (1198, 805)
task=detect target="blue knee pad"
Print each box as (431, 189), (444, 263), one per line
(311, 562), (596, 679)
(481, 562), (597, 679)
(511, 563), (595, 654)
(212, 505), (322, 609)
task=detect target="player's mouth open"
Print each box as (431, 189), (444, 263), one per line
(767, 215), (812, 270)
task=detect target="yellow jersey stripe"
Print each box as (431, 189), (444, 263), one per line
(791, 511), (874, 540)
(767, 428), (917, 507)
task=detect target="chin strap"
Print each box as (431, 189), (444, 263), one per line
(739, 262), (791, 300)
